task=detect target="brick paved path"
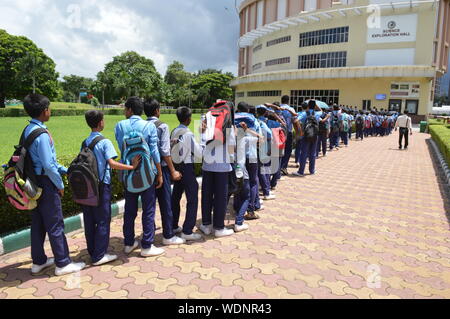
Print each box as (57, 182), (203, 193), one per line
(1, 132), (449, 299)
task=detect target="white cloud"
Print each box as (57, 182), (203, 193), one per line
(0, 0), (239, 79)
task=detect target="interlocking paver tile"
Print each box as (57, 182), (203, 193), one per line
(167, 284), (198, 298)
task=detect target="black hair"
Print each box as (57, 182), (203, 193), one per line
(307, 100), (316, 109)
(256, 107), (266, 117)
(404, 109), (409, 115)
(237, 102), (249, 113)
(125, 96), (144, 116)
(333, 104), (340, 111)
(144, 98), (160, 117)
(85, 110), (104, 129)
(301, 102), (308, 110)
(281, 95), (290, 104)
(248, 105), (256, 115)
(176, 106), (192, 123)
(23, 94), (50, 118)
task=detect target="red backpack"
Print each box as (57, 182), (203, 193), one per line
(206, 100), (233, 144)
(271, 126), (287, 150)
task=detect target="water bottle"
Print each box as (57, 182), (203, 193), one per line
(235, 164), (243, 179)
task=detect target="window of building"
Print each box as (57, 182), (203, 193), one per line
(236, 92), (245, 98)
(299, 27), (349, 48)
(247, 90), (282, 97)
(362, 100), (372, 110)
(290, 90), (340, 108)
(266, 57), (291, 67)
(304, 0), (317, 12)
(257, 0), (264, 28)
(253, 44), (262, 53)
(252, 63), (262, 71)
(298, 52), (347, 69)
(277, 0), (287, 20)
(267, 35), (291, 47)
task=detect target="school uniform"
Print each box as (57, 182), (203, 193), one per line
(298, 110), (321, 175)
(81, 132), (117, 263)
(201, 127), (236, 230)
(147, 117), (175, 240)
(257, 116), (273, 197)
(348, 114), (354, 140)
(243, 117), (262, 212)
(265, 119), (283, 189)
(329, 110), (341, 150)
(339, 113), (349, 146)
(25, 119), (72, 268)
(316, 111), (328, 157)
(355, 114), (364, 140)
(295, 111), (306, 164)
(279, 104), (297, 170)
(233, 140), (250, 226)
(115, 115), (161, 249)
(171, 124), (204, 235)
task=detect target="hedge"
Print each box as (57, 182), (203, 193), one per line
(429, 125), (450, 167)
(428, 118), (448, 126)
(0, 160), (203, 236)
(0, 108), (210, 118)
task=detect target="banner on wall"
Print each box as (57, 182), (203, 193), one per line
(367, 14), (418, 43)
(390, 82), (420, 98)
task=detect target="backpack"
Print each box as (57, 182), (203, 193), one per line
(205, 100), (233, 144)
(382, 118), (388, 128)
(331, 113), (340, 134)
(303, 113), (319, 141)
(3, 127), (48, 211)
(68, 136), (106, 207)
(170, 127), (190, 171)
(271, 127), (287, 151)
(119, 120), (157, 193)
(339, 116), (349, 133)
(365, 118), (371, 129)
(318, 114), (327, 134)
(356, 116), (364, 129)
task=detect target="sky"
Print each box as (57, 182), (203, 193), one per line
(0, 0), (243, 79)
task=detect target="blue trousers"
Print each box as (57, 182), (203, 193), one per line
(233, 179), (250, 226)
(82, 183), (112, 263)
(295, 137), (303, 164)
(340, 132), (349, 145)
(281, 131), (293, 169)
(299, 137), (318, 175)
(172, 163), (198, 235)
(316, 134), (327, 157)
(31, 176), (71, 268)
(258, 162), (271, 197)
(356, 128), (364, 140)
(201, 171), (228, 230)
(123, 184), (156, 249)
(270, 157), (282, 188)
(156, 166), (174, 240)
(330, 131), (340, 149)
(246, 161), (259, 212)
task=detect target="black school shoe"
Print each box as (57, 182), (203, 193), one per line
(244, 212), (260, 220)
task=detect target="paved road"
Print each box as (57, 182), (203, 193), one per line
(0, 131), (449, 299)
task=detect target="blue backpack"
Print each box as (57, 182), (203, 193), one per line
(120, 120), (157, 193)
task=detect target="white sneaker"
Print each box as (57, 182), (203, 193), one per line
(263, 194), (276, 201)
(31, 258), (54, 275)
(214, 228), (234, 238)
(55, 262), (86, 277)
(181, 233), (203, 241)
(162, 236), (186, 246)
(173, 227), (182, 234)
(92, 254), (118, 266)
(199, 224), (213, 235)
(124, 240), (139, 254)
(140, 246), (165, 257)
(256, 205), (265, 211)
(234, 224), (249, 232)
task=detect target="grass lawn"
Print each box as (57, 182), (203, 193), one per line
(5, 102), (93, 109)
(0, 114), (200, 165)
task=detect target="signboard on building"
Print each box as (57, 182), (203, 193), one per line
(390, 82), (420, 98)
(375, 94), (387, 100)
(367, 14), (417, 43)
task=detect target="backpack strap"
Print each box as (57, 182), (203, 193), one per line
(23, 128), (48, 149)
(86, 136), (106, 150)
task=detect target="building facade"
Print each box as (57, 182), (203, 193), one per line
(231, 0), (450, 122)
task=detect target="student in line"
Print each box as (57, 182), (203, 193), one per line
(23, 94), (86, 276)
(355, 110), (365, 141)
(171, 107), (205, 241)
(279, 96), (300, 176)
(329, 104), (341, 151)
(295, 103), (308, 166)
(82, 110), (141, 266)
(256, 105), (274, 201)
(144, 98), (185, 246)
(115, 97), (165, 257)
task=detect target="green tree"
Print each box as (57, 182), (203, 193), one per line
(101, 51), (162, 101)
(164, 61), (191, 87)
(0, 29), (59, 108)
(191, 72), (234, 107)
(61, 75), (94, 103)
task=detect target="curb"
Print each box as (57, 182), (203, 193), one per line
(429, 138), (450, 187)
(0, 177), (203, 256)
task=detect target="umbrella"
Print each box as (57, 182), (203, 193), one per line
(304, 99), (330, 110)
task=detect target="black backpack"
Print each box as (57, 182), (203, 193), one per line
(331, 113), (340, 134)
(68, 136), (106, 207)
(356, 116), (364, 129)
(318, 114), (327, 135)
(303, 113), (319, 141)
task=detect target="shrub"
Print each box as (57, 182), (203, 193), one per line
(429, 125), (450, 167)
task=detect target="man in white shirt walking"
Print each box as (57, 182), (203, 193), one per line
(394, 110), (413, 150)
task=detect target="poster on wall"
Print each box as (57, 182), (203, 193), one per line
(367, 14), (418, 43)
(390, 82), (420, 98)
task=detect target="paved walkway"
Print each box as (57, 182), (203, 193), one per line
(0, 132), (449, 299)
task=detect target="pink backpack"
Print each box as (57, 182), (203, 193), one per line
(3, 127), (47, 211)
